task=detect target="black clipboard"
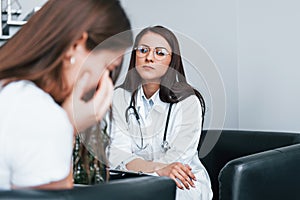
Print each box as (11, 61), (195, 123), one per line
(108, 169), (148, 181)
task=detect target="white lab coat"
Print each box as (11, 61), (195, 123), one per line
(109, 87), (213, 200)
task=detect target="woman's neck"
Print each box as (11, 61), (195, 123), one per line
(142, 83), (160, 99)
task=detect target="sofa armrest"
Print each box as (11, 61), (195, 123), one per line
(73, 176), (176, 200)
(219, 143), (300, 200)
(0, 176), (176, 200)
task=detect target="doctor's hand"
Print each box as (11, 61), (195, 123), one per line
(63, 70), (113, 133)
(155, 162), (196, 190)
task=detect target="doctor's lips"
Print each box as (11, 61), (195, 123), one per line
(142, 65), (155, 70)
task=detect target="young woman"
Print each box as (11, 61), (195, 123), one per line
(0, 0), (132, 190)
(109, 26), (213, 200)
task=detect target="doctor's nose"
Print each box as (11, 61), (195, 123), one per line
(145, 50), (155, 63)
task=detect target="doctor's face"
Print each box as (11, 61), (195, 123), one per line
(135, 32), (172, 84)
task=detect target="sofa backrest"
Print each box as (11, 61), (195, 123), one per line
(219, 143), (300, 200)
(0, 176), (176, 200)
(198, 130), (300, 200)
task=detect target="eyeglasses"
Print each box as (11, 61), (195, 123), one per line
(134, 45), (171, 61)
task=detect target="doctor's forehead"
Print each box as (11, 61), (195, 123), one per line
(138, 33), (171, 50)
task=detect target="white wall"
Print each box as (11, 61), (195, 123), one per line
(11, 0), (47, 20)
(15, 0), (300, 132)
(238, 0), (300, 132)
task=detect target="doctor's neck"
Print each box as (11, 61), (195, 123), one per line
(142, 83), (160, 99)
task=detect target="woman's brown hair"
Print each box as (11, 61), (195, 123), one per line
(0, 0), (132, 104)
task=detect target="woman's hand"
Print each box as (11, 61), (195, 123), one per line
(125, 159), (196, 190)
(63, 70), (113, 133)
(155, 162), (196, 190)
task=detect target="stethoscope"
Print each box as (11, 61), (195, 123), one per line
(125, 92), (173, 153)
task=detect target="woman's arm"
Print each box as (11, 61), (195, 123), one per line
(33, 170), (73, 190)
(13, 167), (73, 190)
(126, 158), (195, 190)
(125, 158), (166, 173)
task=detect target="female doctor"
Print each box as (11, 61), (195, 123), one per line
(109, 26), (213, 200)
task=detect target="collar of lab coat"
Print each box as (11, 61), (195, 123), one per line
(136, 86), (166, 114)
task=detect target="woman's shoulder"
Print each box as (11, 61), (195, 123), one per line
(2, 80), (48, 98)
(1, 80), (70, 125)
(2, 80), (56, 107)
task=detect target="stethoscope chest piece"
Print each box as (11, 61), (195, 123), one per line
(161, 140), (171, 153)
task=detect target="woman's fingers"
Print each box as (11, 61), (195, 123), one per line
(185, 164), (196, 181)
(93, 70), (114, 121)
(74, 72), (91, 101)
(176, 165), (195, 188)
(172, 169), (190, 190)
(169, 174), (184, 190)
(156, 162), (196, 190)
(62, 72), (92, 132)
(63, 69), (114, 132)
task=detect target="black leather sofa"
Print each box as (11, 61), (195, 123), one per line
(0, 176), (176, 200)
(199, 130), (300, 200)
(2, 129), (300, 200)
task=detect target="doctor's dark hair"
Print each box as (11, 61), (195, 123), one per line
(0, 0), (132, 104)
(120, 25), (206, 119)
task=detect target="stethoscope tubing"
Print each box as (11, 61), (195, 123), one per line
(125, 92), (173, 152)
